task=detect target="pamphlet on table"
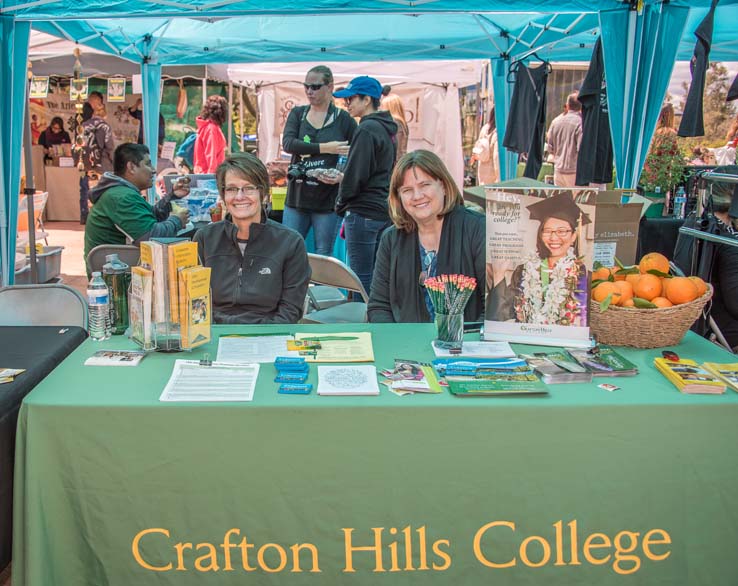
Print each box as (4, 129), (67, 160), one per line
(217, 334), (300, 363)
(293, 332), (374, 362)
(317, 365), (379, 395)
(160, 360), (259, 401)
(84, 350), (146, 367)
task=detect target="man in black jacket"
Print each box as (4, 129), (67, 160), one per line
(334, 76), (397, 295)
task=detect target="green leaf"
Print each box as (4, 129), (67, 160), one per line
(591, 278), (610, 289)
(616, 267), (640, 275)
(593, 260), (605, 270)
(633, 297), (658, 309)
(647, 269), (671, 278)
(600, 293), (614, 311)
(614, 257), (625, 269)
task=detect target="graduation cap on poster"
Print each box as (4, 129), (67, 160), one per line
(526, 192), (592, 227)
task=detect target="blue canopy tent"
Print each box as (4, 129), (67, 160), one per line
(0, 0), (736, 283)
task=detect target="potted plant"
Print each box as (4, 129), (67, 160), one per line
(209, 202), (223, 222)
(639, 133), (686, 216)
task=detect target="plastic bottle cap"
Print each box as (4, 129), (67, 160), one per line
(92, 271), (101, 277)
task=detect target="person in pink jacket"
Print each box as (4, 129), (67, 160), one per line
(194, 95), (227, 174)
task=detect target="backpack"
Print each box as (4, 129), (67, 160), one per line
(176, 132), (197, 168)
(75, 119), (107, 172)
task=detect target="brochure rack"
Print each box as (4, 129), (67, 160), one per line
(128, 238), (211, 352)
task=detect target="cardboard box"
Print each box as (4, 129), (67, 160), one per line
(593, 190), (643, 267)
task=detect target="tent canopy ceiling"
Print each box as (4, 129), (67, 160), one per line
(32, 12), (602, 65)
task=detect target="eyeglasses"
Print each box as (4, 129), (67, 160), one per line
(223, 186), (260, 197)
(344, 96), (358, 106)
(303, 83), (327, 92)
(541, 228), (573, 239)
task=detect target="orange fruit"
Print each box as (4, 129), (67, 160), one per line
(689, 276), (708, 297)
(621, 298), (635, 307)
(652, 296), (674, 308)
(593, 281), (621, 305)
(592, 267), (612, 282)
(666, 276), (699, 305)
(625, 273), (641, 288)
(614, 280), (634, 304)
(611, 266), (628, 281)
(639, 252), (670, 275)
(633, 273), (662, 301)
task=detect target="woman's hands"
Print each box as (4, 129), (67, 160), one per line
(319, 141), (350, 155)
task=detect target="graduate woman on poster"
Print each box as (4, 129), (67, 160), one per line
(510, 192), (590, 326)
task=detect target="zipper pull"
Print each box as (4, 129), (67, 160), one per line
(238, 267), (243, 288)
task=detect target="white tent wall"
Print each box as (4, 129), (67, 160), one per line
(241, 59), (486, 189)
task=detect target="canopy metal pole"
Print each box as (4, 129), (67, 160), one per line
(22, 95), (38, 284)
(239, 85), (244, 152)
(227, 81), (233, 152)
(678, 226), (738, 248)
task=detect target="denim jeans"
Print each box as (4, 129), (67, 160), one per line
(79, 175), (90, 221)
(282, 206), (340, 256)
(343, 211), (391, 296)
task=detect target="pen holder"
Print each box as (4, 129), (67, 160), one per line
(434, 312), (464, 350)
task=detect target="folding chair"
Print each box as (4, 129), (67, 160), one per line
(17, 191), (50, 246)
(301, 253), (368, 323)
(86, 244), (140, 274)
(0, 284), (88, 329)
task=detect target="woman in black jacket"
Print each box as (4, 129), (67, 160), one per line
(368, 150), (486, 323)
(282, 65), (357, 255)
(334, 75), (397, 296)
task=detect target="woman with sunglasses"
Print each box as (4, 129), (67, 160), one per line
(282, 65), (357, 255)
(194, 153), (311, 324)
(368, 150), (486, 323)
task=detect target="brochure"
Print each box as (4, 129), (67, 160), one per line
(653, 357), (726, 394)
(700, 363), (738, 393)
(293, 332), (374, 362)
(317, 365), (380, 396)
(567, 346), (639, 376)
(483, 187), (597, 347)
(84, 350), (146, 366)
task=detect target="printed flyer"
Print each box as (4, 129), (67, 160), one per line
(484, 187), (597, 347)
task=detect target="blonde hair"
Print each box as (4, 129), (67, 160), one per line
(656, 103), (675, 132)
(388, 150), (463, 233)
(382, 94), (408, 128)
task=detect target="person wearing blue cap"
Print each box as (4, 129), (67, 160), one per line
(333, 75), (398, 295)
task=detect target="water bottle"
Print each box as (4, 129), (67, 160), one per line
(102, 254), (131, 335)
(87, 272), (111, 341)
(673, 186), (687, 219)
(336, 155), (348, 173)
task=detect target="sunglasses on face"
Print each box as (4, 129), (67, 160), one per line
(303, 83), (327, 92)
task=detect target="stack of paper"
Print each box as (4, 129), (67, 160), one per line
(317, 365), (379, 396)
(653, 357), (726, 394)
(0, 368), (25, 384)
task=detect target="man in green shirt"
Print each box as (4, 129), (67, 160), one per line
(83, 143), (190, 275)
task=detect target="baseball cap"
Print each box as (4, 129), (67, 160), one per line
(333, 76), (383, 99)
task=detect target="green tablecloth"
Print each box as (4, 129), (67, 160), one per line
(13, 324), (738, 585)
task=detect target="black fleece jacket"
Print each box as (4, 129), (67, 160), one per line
(336, 110), (397, 221)
(368, 206), (486, 323)
(193, 218), (311, 324)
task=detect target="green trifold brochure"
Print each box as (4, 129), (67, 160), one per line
(446, 375), (548, 397)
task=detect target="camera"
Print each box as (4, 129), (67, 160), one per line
(288, 161), (308, 181)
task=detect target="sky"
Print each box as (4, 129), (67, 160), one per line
(667, 61), (738, 108)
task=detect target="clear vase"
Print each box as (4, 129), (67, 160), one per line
(434, 312), (464, 350)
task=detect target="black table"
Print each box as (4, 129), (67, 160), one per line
(636, 216), (684, 262)
(0, 326), (86, 571)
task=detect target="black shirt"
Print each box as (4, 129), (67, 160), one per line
(678, 0), (718, 137)
(502, 62), (549, 180)
(576, 37), (614, 185)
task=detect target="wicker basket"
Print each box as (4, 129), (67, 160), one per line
(589, 285), (713, 348)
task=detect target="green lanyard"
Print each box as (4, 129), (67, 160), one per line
(540, 260), (551, 291)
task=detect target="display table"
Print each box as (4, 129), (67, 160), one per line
(636, 216), (684, 262)
(13, 324), (738, 585)
(0, 326), (87, 571)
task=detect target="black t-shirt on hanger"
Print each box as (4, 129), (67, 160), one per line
(576, 37), (614, 185)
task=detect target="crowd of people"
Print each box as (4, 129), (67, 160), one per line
(77, 64), (736, 349)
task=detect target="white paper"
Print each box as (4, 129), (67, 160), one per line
(217, 335), (299, 363)
(317, 365), (379, 396)
(160, 360), (259, 402)
(432, 341), (515, 358)
(593, 241), (617, 267)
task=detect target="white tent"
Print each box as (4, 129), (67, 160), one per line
(228, 60), (488, 187)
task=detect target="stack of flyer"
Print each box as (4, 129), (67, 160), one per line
(653, 357), (726, 394)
